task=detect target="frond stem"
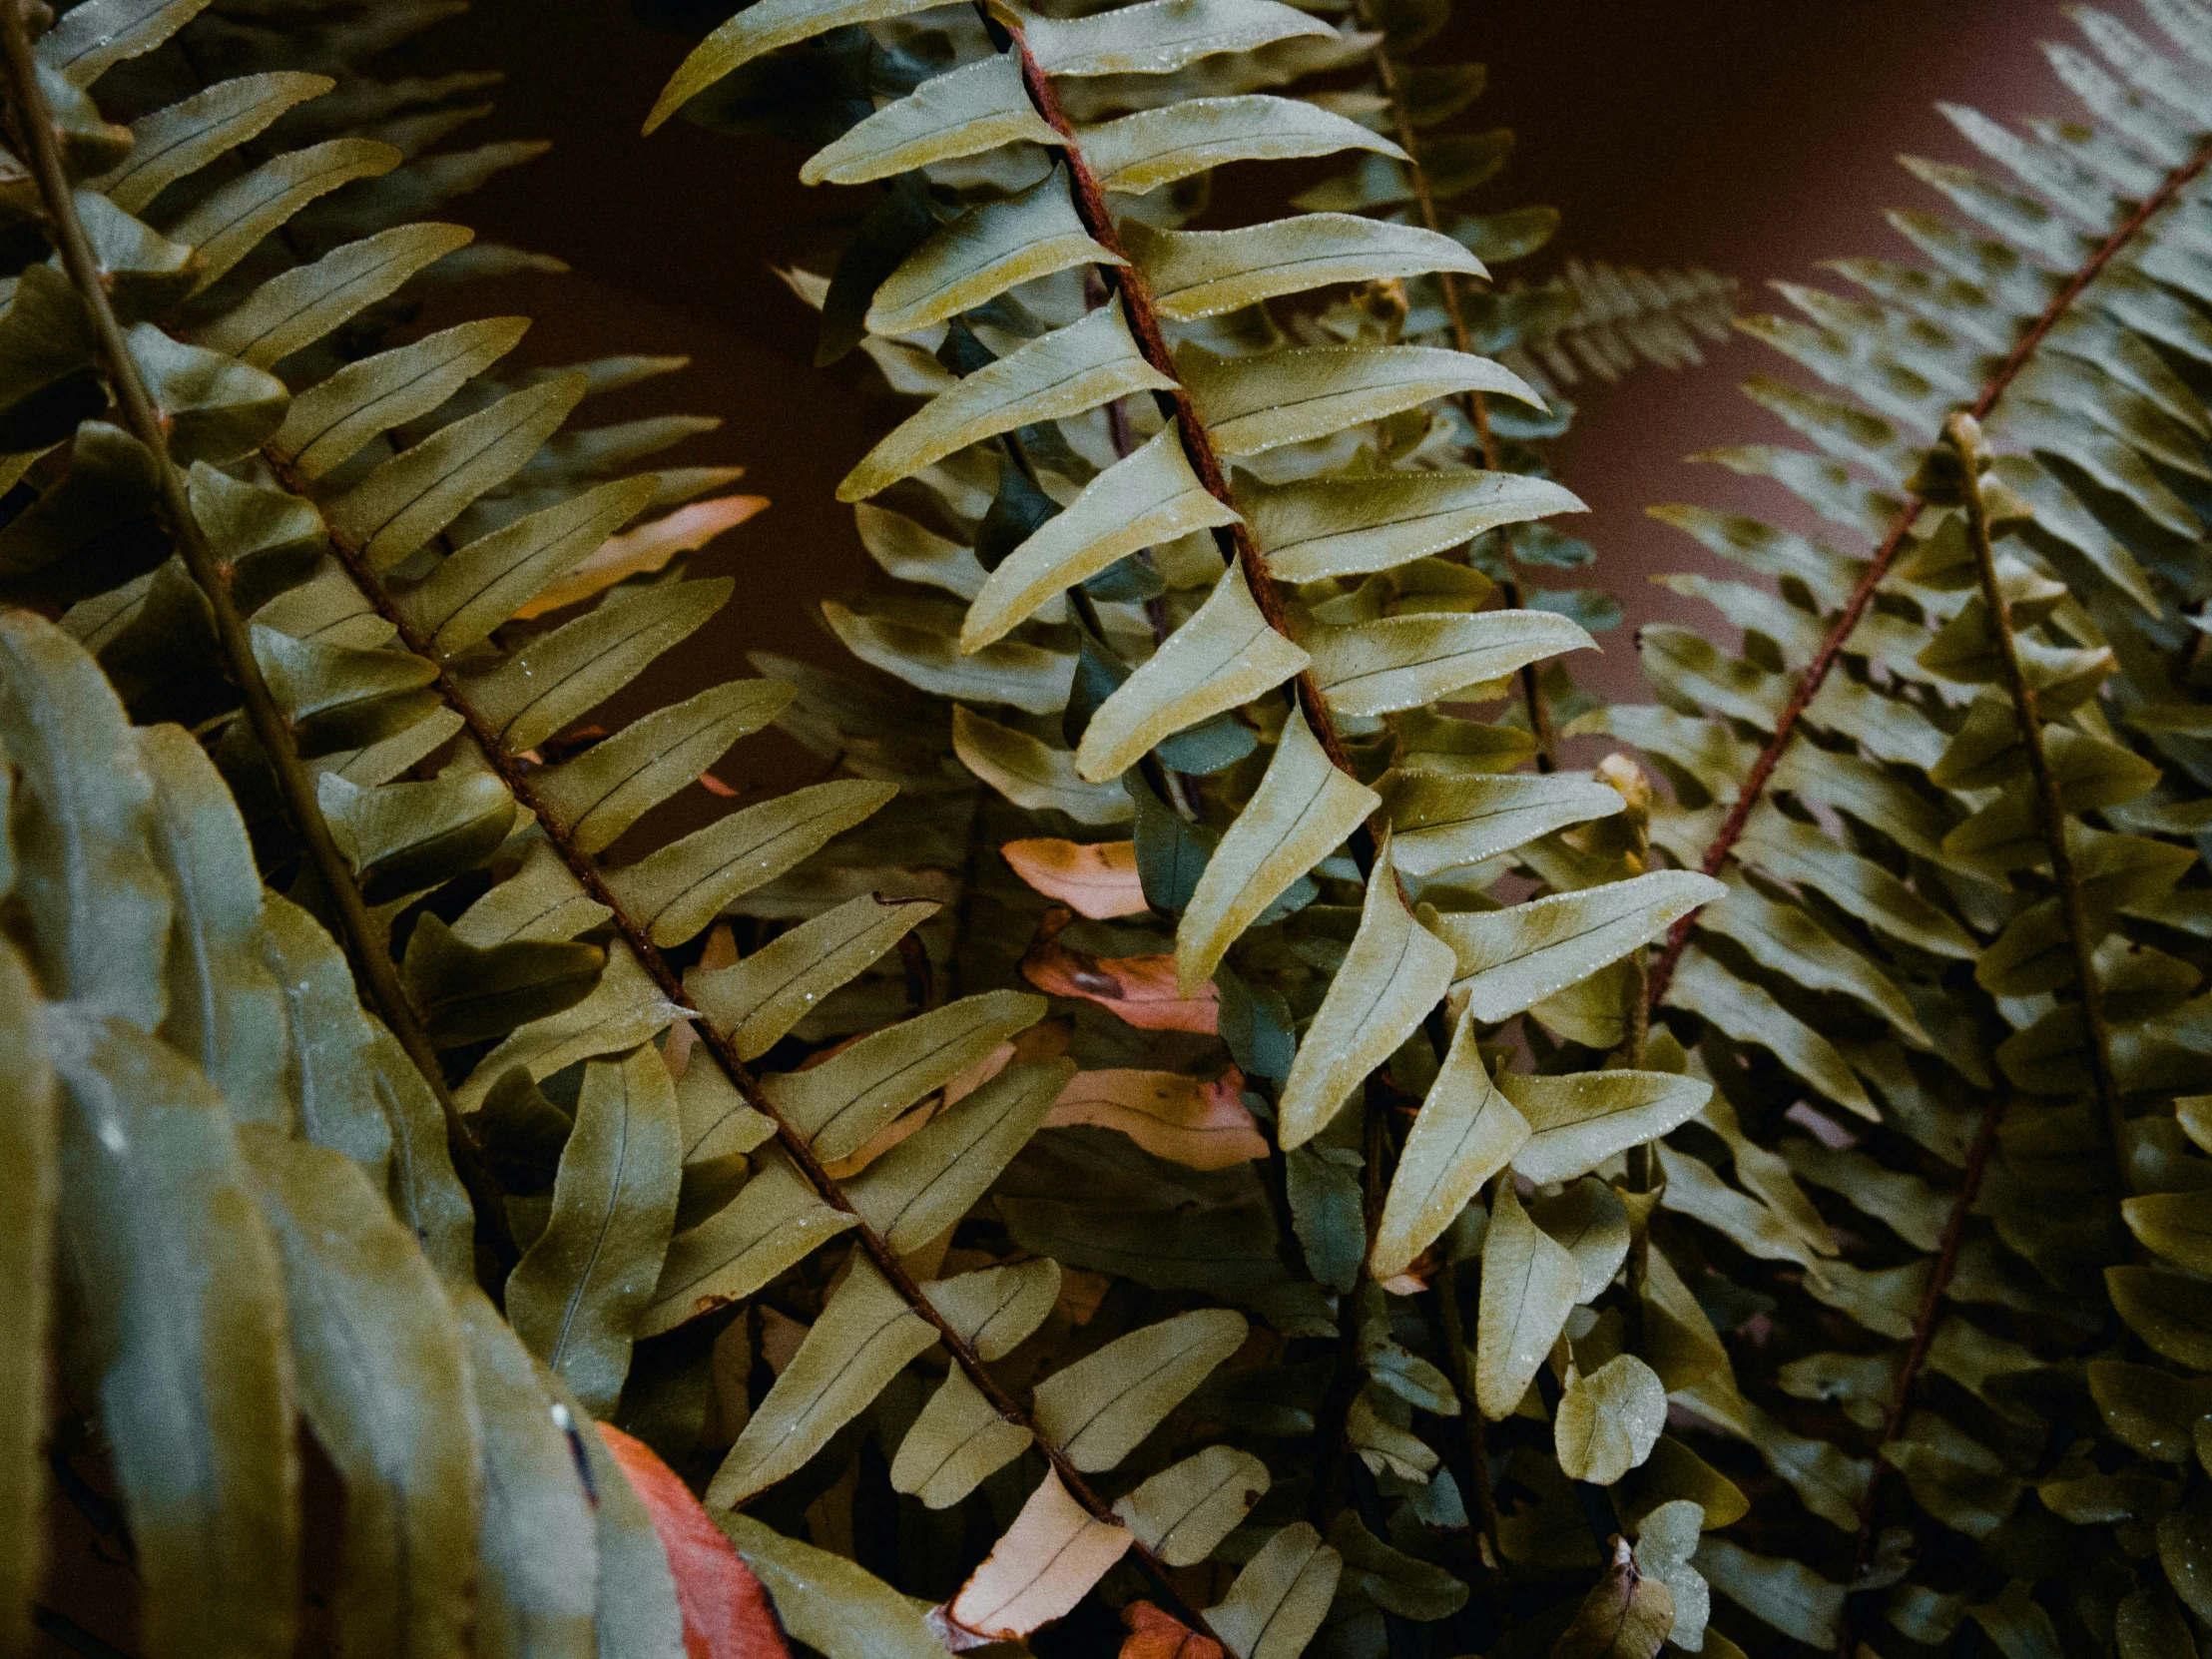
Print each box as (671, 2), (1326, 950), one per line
(1834, 1086), (2006, 1657)
(1644, 130), (2212, 1010)
(0, 4), (516, 1260)
(997, 20), (1363, 783)
(1947, 409), (2125, 1173)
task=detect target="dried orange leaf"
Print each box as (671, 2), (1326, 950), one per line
(517, 493), (768, 619)
(1047, 1068), (1266, 1169)
(1002, 837), (1149, 919)
(1120, 1601), (1225, 1659)
(1022, 918), (1219, 1034)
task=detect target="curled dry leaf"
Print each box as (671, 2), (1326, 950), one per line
(1022, 908), (1220, 1033)
(1002, 837), (1150, 918)
(596, 1423), (791, 1659)
(1046, 1067), (1267, 1169)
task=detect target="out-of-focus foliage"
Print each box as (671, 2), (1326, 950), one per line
(1575, 1), (2212, 1653)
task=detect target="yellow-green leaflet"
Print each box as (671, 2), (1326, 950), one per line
(137, 725), (288, 1115)
(846, 1057), (1073, 1253)
(49, 1008), (298, 1659)
(444, 1287), (600, 1659)
(1182, 343), (1540, 456)
(801, 53), (1065, 186)
(1387, 770), (1623, 878)
(827, 599), (1076, 713)
(1075, 561), (1305, 782)
(604, 778), (895, 948)
(953, 705), (1134, 825)
(1693, 875), (1930, 1046)
(1532, 1179), (1631, 1303)
(763, 988), (1046, 1162)
(1430, 869), (1725, 1024)
(1032, 1308), (1246, 1471)
(640, 1154), (857, 1338)
(1666, 946), (1878, 1120)
(171, 137), (401, 294)
(859, 503), (997, 602)
(1130, 214), (1483, 321)
(1369, 1011), (1528, 1279)
(1278, 845), (1453, 1148)
(718, 1514), (944, 1659)
(838, 301), (1175, 501)
(42, 0), (210, 86)
(505, 1045), (681, 1415)
(241, 1129), (479, 1659)
(0, 942), (53, 1659)
(706, 1258), (939, 1505)
(326, 375), (587, 571)
(867, 169), (1120, 337)
(1499, 1068), (1713, 1185)
(647, 0), (951, 131)
(0, 610), (171, 1030)
(1113, 1446), (1270, 1567)
(1474, 1181), (1579, 1420)
(472, 578), (734, 754)
(1309, 607), (1593, 718)
(891, 1369), (1033, 1508)
(688, 893), (940, 1060)
(1207, 1523), (1343, 1659)
(961, 423), (1238, 652)
(1014, 0), (1335, 77)
(453, 842), (609, 947)
(1176, 706), (1378, 994)
(924, 1258), (1062, 1360)
(1634, 1501), (1712, 1652)
(198, 222), (479, 370)
(676, 1055), (776, 1165)
(537, 679), (796, 856)
(1554, 1356), (1668, 1485)
(98, 70), (332, 214)
(399, 474), (663, 657)
(272, 314), (531, 478)
(1077, 95), (1403, 196)
(1250, 470), (1585, 583)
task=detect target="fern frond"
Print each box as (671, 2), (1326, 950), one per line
(1597, 3), (2212, 1649)
(644, 0), (1766, 1646)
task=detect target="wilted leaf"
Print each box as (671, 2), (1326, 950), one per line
(1025, 921), (1220, 1033)
(1551, 1537), (1675, 1659)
